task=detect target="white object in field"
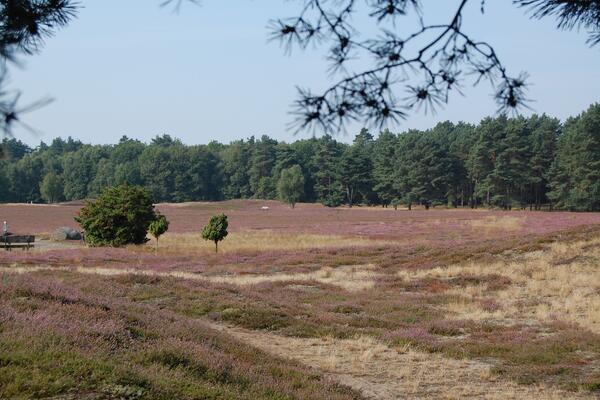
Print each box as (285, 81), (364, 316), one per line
(260, 206), (270, 211)
(3, 221), (7, 235)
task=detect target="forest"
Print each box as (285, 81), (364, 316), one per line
(1, 103), (599, 211)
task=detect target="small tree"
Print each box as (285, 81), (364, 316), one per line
(75, 184), (156, 247)
(40, 172), (63, 204)
(148, 212), (169, 250)
(277, 165), (304, 209)
(202, 214), (228, 253)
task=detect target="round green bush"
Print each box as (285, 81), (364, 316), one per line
(75, 184), (157, 247)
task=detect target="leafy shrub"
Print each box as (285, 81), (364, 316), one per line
(75, 184), (156, 247)
(148, 212), (169, 249)
(202, 214), (228, 252)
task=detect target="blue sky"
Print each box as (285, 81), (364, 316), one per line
(10, 1), (600, 146)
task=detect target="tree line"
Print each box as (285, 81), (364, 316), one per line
(1, 103), (599, 211)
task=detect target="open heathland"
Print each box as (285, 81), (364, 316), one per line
(3, 199), (600, 238)
(2, 200), (600, 399)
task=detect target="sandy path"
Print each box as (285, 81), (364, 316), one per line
(34, 239), (83, 250)
(1, 264), (596, 399)
(206, 322), (594, 400)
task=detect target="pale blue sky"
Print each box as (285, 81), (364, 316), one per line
(10, 1), (600, 146)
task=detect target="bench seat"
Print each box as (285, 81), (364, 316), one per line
(2, 235), (35, 251)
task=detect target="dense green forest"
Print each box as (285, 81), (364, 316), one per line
(1, 103), (599, 211)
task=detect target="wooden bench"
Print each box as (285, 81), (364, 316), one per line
(2, 235), (35, 251)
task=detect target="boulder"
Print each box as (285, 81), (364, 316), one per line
(53, 227), (82, 241)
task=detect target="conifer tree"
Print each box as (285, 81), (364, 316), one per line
(373, 130), (398, 207)
(548, 104), (600, 211)
(313, 135), (344, 207)
(249, 135), (277, 199)
(528, 115), (559, 209)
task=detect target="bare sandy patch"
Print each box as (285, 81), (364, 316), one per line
(207, 321), (589, 399)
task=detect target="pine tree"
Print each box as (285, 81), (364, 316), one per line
(221, 139), (252, 199)
(548, 104), (600, 211)
(468, 116), (508, 207)
(249, 135), (277, 199)
(528, 114), (559, 209)
(273, 144), (299, 181)
(428, 121), (478, 207)
(338, 131), (374, 207)
(487, 117), (532, 209)
(394, 131), (425, 210)
(373, 129), (398, 207)
(313, 135), (344, 207)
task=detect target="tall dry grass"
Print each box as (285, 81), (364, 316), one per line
(467, 215), (523, 232)
(398, 236), (600, 333)
(0, 263), (379, 292)
(204, 264), (378, 291)
(213, 324), (588, 400)
(148, 230), (391, 254)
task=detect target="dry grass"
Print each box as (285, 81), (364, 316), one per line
(208, 322), (590, 399)
(204, 264), (379, 291)
(467, 215), (523, 232)
(149, 231), (390, 254)
(5, 229), (600, 397)
(0, 263), (379, 291)
(398, 236), (600, 333)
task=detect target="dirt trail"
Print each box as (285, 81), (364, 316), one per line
(206, 321), (593, 400)
(1, 263), (596, 399)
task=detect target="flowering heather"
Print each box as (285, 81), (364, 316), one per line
(0, 272), (362, 399)
(2, 201), (600, 395)
(3, 200), (600, 241)
(383, 327), (439, 348)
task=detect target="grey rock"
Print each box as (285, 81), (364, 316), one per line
(53, 227), (82, 241)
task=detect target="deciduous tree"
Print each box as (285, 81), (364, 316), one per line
(148, 212), (170, 250)
(202, 214), (229, 253)
(40, 172), (63, 203)
(277, 165), (305, 208)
